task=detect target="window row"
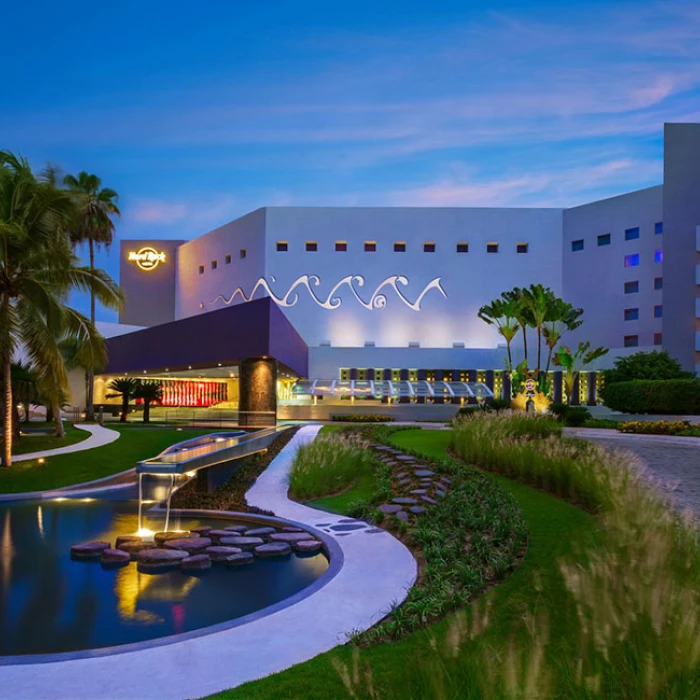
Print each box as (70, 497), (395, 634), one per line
(571, 222), (663, 252)
(275, 240), (529, 254)
(624, 333), (663, 348)
(624, 278), (663, 293)
(623, 305), (663, 321)
(198, 249), (247, 274)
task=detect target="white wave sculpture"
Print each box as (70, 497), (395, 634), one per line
(210, 274), (447, 311)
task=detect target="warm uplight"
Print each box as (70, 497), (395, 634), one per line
(37, 458), (46, 464)
(136, 528), (154, 538)
(185, 471), (196, 478)
(53, 497), (67, 502)
(81, 498), (95, 503)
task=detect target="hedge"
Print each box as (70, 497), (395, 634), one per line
(602, 379), (700, 414)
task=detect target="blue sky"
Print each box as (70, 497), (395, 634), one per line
(2, 0), (700, 321)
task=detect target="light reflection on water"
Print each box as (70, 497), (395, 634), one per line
(0, 499), (328, 656)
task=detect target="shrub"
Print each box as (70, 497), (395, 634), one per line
(602, 350), (692, 388)
(602, 379), (700, 414)
(455, 411), (561, 440)
(330, 414), (395, 423)
(618, 419), (695, 435)
(561, 406), (590, 426)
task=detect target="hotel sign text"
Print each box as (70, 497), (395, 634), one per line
(128, 247), (166, 272)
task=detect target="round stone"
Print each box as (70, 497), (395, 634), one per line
(218, 536), (264, 550)
(409, 506), (426, 515)
(225, 552), (255, 566)
(421, 495), (438, 505)
(164, 537), (212, 553)
(392, 497), (418, 505)
(254, 542), (292, 558)
(396, 511), (410, 522)
(268, 532), (315, 543)
(281, 526), (304, 533)
(244, 527), (277, 537)
(209, 529), (240, 541)
(190, 526), (212, 536)
(71, 541), (110, 560)
(294, 540), (323, 553)
(414, 469), (435, 477)
(397, 478), (412, 487)
(378, 504), (403, 514)
(154, 531), (192, 546)
(119, 541), (157, 560)
(396, 455), (416, 462)
(115, 535), (141, 549)
(137, 548), (189, 565)
(410, 489), (428, 495)
(181, 554), (212, 571)
(100, 548), (131, 566)
(206, 545), (243, 561)
(224, 525), (248, 533)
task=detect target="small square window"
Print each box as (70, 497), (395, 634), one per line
(654, 332), (663, 346)
(624, 335), (639, 348)
(364, 241), (376, 252)
(240, 249), (247, 259)
(655, 222), (663, 235)
(424, 242), (436, 253)
(571, 239), (584, 252)
(486, 242), (499, 253)
(624, 308), (639, 321)
(654, 304), (663, 318)
(516, 243), (529, 254)
(598, 233), (611, 246)
(654, 249), (663, 263)
(624, 253), (640, 267)
(654, 277), (663, 290)
(394, 242), (406, 253)
(624, 281), (639, 294)
(335, 241), (347, 252)
(198, 265), (204, 275)
(211, 260), (218, 270)
(625, 227), (640, 240)
(225, 254), (232, 264)
(305, 241), (318, 252)
(276, 241), (288, 252)
(456, 242), (469, 253)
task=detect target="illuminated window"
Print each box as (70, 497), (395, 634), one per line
(655, 222), (663, 235)
(305, 241), (318, 252)
(624, 308), (639, 321)
(625, 227), (640, 240)
(571, 239), (584, 252)
(654, 277), (663, 290)
(276, 241), (288, 252)
(211, 260), (217, 270)
(624, 281), (639, 294)
(394, 242), (406, 252)
(654, 332), (663, 345)
(624, 335), (639, 348)
(598, 233), (611, 246)
(624, 254), (640, 267)
(335, 241), (347, 252)
(364, 241), (377, 252)
(225, 254), (232, 264)
(516, 243), (529, 254)
(198, 265), (204, 275)
(240, 249), (247, 259)
(654, 249), (663, 263)
(456, 242), (469, 253)
(654, 305), (663, 318)
(424, 242), (436, 253)
(486, 242), (499, 253)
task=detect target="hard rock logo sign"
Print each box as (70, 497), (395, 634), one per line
(127, 247), (166, 271)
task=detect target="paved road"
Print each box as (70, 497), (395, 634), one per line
(568, 428), (700, 516)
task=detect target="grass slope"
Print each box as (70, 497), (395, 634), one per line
(8, 424), (88, 455)
(206, 429), (598, 700)
(0, 426), (212, 494)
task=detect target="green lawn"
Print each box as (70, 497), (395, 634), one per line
(7, 423), (89, 455)
(0, 426), (213, 494)
(207, 429), (598, 700)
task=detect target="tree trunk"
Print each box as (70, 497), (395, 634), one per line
(12, 403), (21, 439)
(121, 395), (128, 422)
(53, 400), (65, 437)
(85, 239), (96, 422)
(2, 359), (13, 467)
(143, 400), (150, 423)
(521, 324), (528, 368)
(536, 327), (542, 374)
(506, 342), (513, 375)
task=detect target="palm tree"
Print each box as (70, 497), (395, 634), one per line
(63, 172), (120, 422)
(478, 299), (519, 374)
(134, 381), (163, 423)
(553, 342), (608, 405)
(106, 377), (139, 422)
(522, 284), (555, 375)
(501, 287), (531, 369)
(542, 300), (583, 379)
(0, 151), (121, 466)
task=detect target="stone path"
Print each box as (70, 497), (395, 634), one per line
(12, 423), (120, 463)
(0, 424), (417, 700)
(568, 428), (700, 516)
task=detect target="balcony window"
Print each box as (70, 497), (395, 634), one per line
(571, 239), (584, 252)
(624, 308), (639, 321)
(654, 305), (663, 318)
(364, 241), (376, 252)
(516, 243), (529, 254)
(624, 281), (639, 294)
(198, 265), (204, 275)
(240, 249), (247, 259)
(335, 241), (347, 252)
(225, 254), (232, 265)
(597, 233), (611, 246)
(625, 227), (640, 240)
(654, 249), (663, 263)
(624, 335), (639, 348)
(424, 242), (436, 253)
(655, 222), (663, 235)
(486, 242), (499, 253)
(624, 253), (640, 267)
(211, 260), (217, 270)
(276, 241), (288, 252)
(456, 242), (469, 253)
(654, 276), (663, 290)
(394, 242), (406, 253)
(654, 332), (663, 345)
(305, 241), (318, 252)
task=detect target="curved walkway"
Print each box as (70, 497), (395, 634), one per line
(13, 423), (120, 463)
(0, 424), (417, 700)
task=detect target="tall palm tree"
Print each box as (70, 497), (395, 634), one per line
(134, 381), (163, 423)
(478, 299), (519, 374)
(542, 299), (583, 378)
(501, 287), (531, 369)
(0, 151), (121, 466)
(522, 284), (554, 374)
(63, 171), (120, 422)
(106, 377), (139, 422)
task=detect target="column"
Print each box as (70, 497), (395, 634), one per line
(239, 357), (278, 426)
(587, 371), (597, 407)
(552, 372), (563, 404)
(467, 369), (477, 405)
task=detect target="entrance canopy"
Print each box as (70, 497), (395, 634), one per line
(291, 379), (493, 400)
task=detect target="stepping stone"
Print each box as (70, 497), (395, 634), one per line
(209, 529), (240, 541)
(395, 472), (408, 480)
(224, 525), (248, 533)
(410, 489), (428, 495)
(435, 490), (447, 498)
(330, 524), (364, 531)
(164, 537), (212, 553)
(181, 554), (212, 571)
(71, 541), (110, 560)
(421, 495), (437, 505)
(398, 478), (412, 487)
(440, 477), (452, 485)
(190, 526), (212, 536)
(269, 532), (316, 543)
(414, 469), (435, 478)
(409, 506), (426, 515)
(137, 548), (188, 571)
(396, 455), (416, 462)
(281, 527), (304, 533)
(392, 497), (418, 505)
(206, 545), (243, 561)
(254, 542), (292, 558)
(154, 531), (193, 546)
(119, 541), (157, 560)
(378, 504), (403, 514)
(218, 536), (264, 550)
(396, 511), (409, 522)
(115, 535), (141, 549)
(100, 548), (130, 566)
(225, 552), (255, 566)
(295, 540), (323, 553)
(244, 527), (277, 537)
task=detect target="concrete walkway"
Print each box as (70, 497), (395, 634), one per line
(13, 423), (120, 463)
(0, 425), (417, 700)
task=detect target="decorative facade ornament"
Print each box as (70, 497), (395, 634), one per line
(210, 274), (447, 311)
